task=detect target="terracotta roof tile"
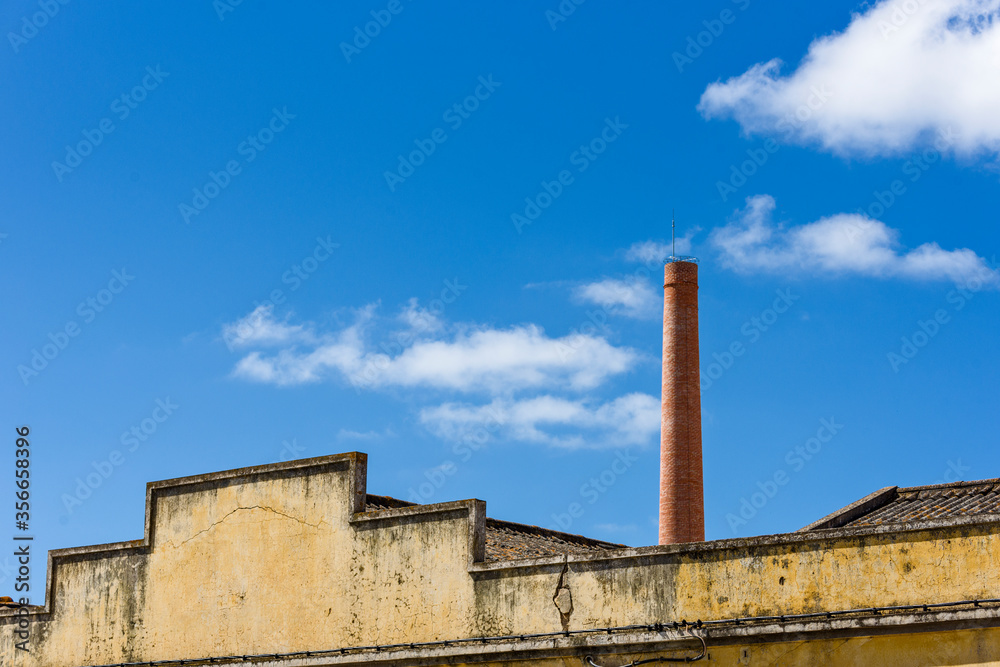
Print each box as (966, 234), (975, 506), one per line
(802, 479), (1000, 531)
(846, 480), (1000, 527)
(364, 495), (624, 561)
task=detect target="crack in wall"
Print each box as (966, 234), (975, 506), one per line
(552, 557), (573, 632)
(167, 505), (326, 548)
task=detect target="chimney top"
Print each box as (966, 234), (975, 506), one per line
(667, 211), (698, 266)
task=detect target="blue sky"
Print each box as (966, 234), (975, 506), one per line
(3, 0), (999, 592)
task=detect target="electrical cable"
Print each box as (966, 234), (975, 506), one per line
(586, 631), (707, 664)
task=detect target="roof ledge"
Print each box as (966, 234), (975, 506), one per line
(799, 486), (898, 532)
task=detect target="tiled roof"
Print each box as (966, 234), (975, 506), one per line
(801, 479), (1000, 531)
(365, 494), (418, 511)
(483, 518), (624, 561)
(365, 494), (624, 561)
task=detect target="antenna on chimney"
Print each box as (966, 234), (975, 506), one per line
(666, 211), (698, 265)
(665, 209), (698, 264)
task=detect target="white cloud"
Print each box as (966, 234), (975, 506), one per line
(337, 428), (393, 441)
(624, 231), (699, 264)
(574, 278), (660, 319)
(231, 306), (373, 385)
(625, 241), (671, 264)
(221, 304), (313, 350)
(711, 195), (998, 286)
(699, 0), (1000, 156)
(419, 393), (660, 449)
(225, 303), (639, 392)
(398, 297), (444, 335)
(381, 325), (636, 392)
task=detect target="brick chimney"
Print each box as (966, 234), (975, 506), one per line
(659, 259), (704, 544)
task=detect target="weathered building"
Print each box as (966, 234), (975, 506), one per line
(2, 452), (999, 666)
(5, 260), (997, 665)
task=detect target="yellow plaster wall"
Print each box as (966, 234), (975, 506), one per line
(1, 455), (997, 666)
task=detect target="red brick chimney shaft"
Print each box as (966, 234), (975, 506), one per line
(659, 261), (705, 544)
